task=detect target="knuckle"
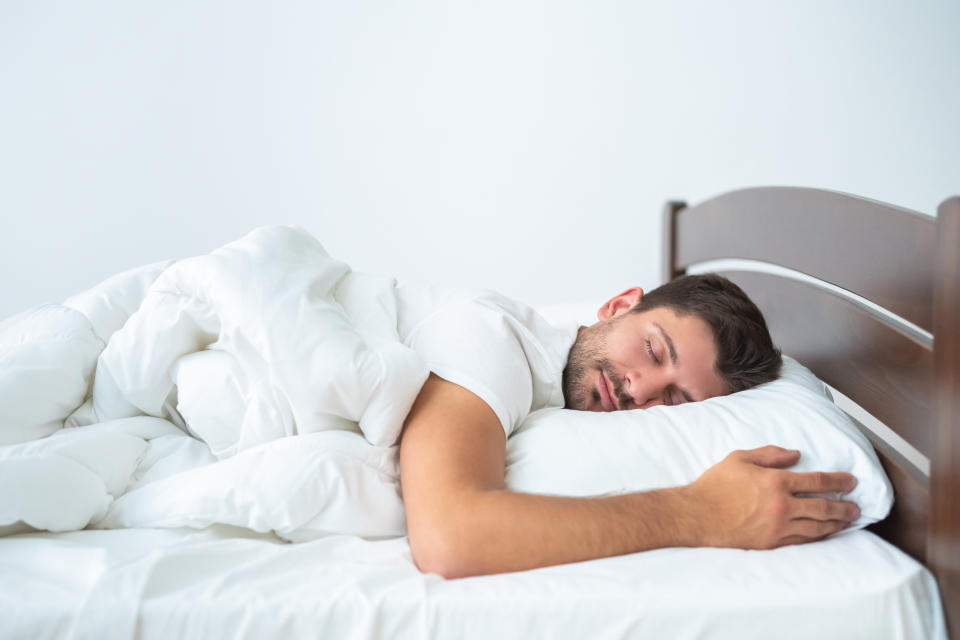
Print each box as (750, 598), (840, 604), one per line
(766, 471), (787, 491)
(813, 472), (827, 491)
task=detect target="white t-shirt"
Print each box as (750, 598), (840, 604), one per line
(395, 283), (578, 439)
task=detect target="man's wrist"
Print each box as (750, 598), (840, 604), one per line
(616, 486), (706, 550)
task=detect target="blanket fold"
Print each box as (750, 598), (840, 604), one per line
(1, 226), (427, 540)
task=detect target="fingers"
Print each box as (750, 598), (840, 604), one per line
(738, 445), (801, 469)
(787, 470), (858, 494)
(785, 518), (849, 542)
(774, 501), (857, 549)
(790, 496), (861, 523)
(778, 535), (816, 547)
(773, 519), (849, 549)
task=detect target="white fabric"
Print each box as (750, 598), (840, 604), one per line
(0, 359), (892, 540)
(0, 526), (945, 640)
(506, 356), (893, 528)
(0, 226), (570, 542)
(63, 259), (175, 344)
(396, 283), (576, 437)
(0, 415), (403, 542)
(0, 228), (891, 549)
(0, 417), (183, 534)
(171, 348), (252, 458)
(0, 305), (103, 445)
(170, 282), (576, 449)
(0, 226), (426, 540)
(98, 429), (405, 541)
(83, 226), (428, 449)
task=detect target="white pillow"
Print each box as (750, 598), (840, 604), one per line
(504, 356), (893, 529)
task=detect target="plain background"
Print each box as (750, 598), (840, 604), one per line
(1, 1), (958, 321)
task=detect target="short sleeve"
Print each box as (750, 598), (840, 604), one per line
(404, 301), (534, 439)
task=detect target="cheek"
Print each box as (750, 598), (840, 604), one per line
(605, 332), (646, 367)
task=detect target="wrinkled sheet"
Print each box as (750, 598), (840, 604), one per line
(0, 526), (945, 640)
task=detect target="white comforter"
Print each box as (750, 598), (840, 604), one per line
(1, 227), (427, 540)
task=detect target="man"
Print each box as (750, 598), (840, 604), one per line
(398, 274), (861, 579)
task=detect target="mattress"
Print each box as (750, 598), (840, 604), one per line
(0, 525), (945, 639)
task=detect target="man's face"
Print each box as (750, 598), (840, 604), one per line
(562, 304), (729, 412)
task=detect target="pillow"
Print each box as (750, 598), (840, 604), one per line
(504, 356), (893, 529)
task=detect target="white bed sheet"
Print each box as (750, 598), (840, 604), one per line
(0, 526), (944, 640)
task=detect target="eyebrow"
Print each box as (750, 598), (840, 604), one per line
(653, 322), (695, 403)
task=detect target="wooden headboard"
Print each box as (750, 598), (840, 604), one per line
(661, 186), (959, 636)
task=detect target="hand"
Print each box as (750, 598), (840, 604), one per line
(683, 445), (861, 550)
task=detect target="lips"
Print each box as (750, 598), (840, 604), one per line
(598, 370), (618, 411)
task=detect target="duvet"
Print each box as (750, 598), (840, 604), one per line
(1, 226), (429, 540)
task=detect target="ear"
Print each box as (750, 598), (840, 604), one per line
(597, 287), (643, 321)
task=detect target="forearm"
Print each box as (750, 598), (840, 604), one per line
(407, 485), (702, 578)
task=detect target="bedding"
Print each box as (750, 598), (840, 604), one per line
(0, 357), (892, 540)
(69, 225), (429, 449)
(0, 526), (945, 639)
(1, 228), (891, 541)
(506, 356), (893, 529)
(0, 224), (942, 638)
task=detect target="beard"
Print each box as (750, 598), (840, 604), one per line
(562, 321), (626, 411)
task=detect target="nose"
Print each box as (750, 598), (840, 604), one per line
(622, 368), (668, 409)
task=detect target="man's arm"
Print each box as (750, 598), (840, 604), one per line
(399, 374), (861, 579)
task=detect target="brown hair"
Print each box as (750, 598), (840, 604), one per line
(630, 274), (782, 393)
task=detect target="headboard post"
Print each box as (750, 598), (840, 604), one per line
(931, 196), (960, 637)
(661, 200), (686, 284)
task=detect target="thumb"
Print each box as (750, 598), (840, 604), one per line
(741, 445), (801, 469)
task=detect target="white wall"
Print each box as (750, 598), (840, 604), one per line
(2, 0), (957, 321)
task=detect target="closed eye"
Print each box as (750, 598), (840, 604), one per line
(644, 339), (660, 365)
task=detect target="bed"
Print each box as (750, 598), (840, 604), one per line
(0, 186), (955, 639)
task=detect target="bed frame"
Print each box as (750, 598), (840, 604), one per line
(662, 186), (958, 637)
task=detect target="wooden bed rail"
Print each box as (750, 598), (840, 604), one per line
(932, 196), (960, 637)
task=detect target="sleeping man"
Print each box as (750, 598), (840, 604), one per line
(398, 273), (862, 578)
